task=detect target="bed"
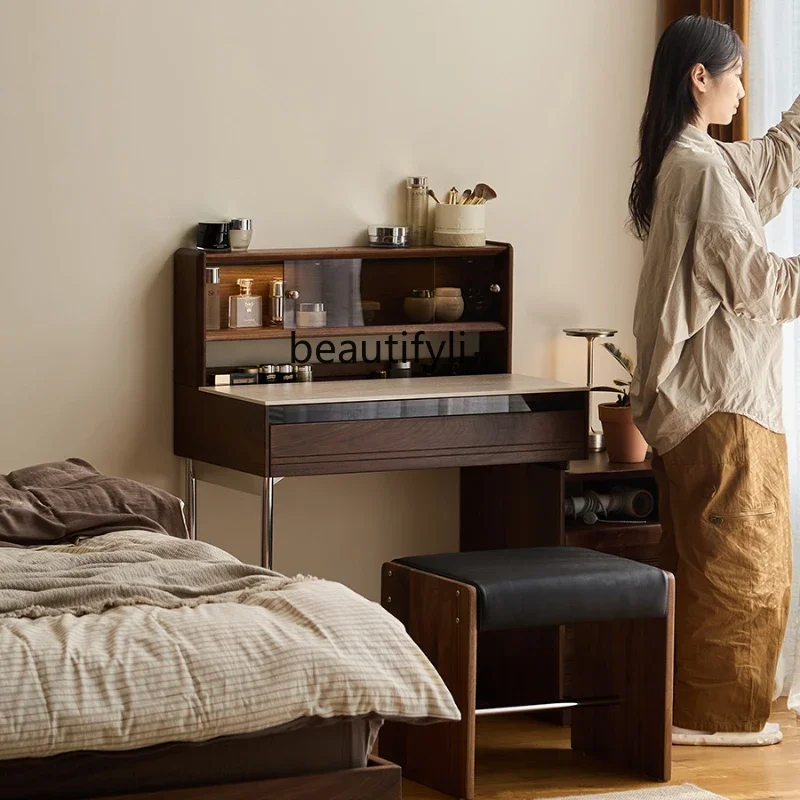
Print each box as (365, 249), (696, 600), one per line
(0, 461), (460, 799)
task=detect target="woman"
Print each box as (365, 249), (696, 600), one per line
(630, 14), (800, 747)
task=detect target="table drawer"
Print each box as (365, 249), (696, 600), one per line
(270, 408), (587, 476)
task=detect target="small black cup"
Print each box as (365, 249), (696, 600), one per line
(197, 222), (230, 251)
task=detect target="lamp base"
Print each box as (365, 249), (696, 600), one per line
(588, 430), (605, 452)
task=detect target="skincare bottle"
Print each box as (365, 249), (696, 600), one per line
(228, 278), (263, 328)
(405, 177), (428, 246)
(205, 268), (221, 330)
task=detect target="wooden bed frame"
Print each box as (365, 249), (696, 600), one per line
(90, 756), (400, 800)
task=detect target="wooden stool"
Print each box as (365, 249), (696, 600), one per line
(380, 547), (674, 799)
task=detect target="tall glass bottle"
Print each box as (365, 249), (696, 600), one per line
(205, 268), (221, 330)
(406, 176), (428, 246)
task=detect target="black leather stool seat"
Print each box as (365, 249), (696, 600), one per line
(393, 547), (670, 632)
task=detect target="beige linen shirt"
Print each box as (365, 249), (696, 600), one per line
(631, 96), (800, 455)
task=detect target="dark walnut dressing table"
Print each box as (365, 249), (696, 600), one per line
(174, 242), (593, 569)
(173, 241), (660, 711)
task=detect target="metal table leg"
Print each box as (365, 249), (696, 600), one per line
(185, 459), (197, 540)
(261, 477), (275, 569)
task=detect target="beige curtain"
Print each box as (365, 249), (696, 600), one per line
(663, 0), (750, 141)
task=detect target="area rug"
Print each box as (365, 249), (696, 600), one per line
(548, 785), (728, 800)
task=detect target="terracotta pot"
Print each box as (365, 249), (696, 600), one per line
(598, 402), (649, 463)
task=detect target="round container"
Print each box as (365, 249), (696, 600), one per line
(360, 300), (381, 324)
(389, 360), (412, 378)
(368, 225), (408, 248)
(258, 364), (277, 384)
(229, 218), (252, 251)
(296, 302), (327, 328)
(295, 365), (313, 382)
(433, 204), (485, 247)
(197, 221), (229, 251)
(434, 287), (464, 322)
(403, 289), (435, 323)
(277, 364), (295, 382)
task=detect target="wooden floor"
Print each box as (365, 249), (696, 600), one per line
(403, 702), (798, 799)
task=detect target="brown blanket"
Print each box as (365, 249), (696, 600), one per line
(0, 458), (187, 547)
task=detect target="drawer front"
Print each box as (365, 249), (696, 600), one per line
(270, 409), (586, 476)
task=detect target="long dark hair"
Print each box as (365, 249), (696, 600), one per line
(628, 15), (745, 239)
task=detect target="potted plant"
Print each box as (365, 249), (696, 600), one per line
(590, 342), (649, 463)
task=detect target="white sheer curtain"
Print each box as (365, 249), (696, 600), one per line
(749, 0), (800, 710)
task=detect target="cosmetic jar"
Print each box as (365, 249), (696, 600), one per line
(229, 218), (253, 251)
(403, 288), (435, 323)
(368, 225), (408, 248)
(258, 364), (278, 384)
(277, 364), (295, 382)
(197, 222), (229, 251)
(296, 302), (327, 328)
(434, 287), (464, 322)
(389, 360), (412, 378)
(295, 365), (313, 382)
(359, 300), (381, 324)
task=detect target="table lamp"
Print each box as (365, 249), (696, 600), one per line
(563, 327), (618, 452)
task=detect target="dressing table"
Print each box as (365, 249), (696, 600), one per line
(173, 243), (590, 569)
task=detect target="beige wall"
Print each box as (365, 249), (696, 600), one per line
(0, 0), (658, 599)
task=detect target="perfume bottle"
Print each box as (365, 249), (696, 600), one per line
(228, 278), (263, 328)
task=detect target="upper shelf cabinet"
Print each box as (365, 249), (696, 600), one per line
(173, 243), (514, 386)
(176, 245), (512, 342)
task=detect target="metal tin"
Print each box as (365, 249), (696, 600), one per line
(368, 225), (408, 248)
(277, 364), (295, 382)
(389, 360), (412, 378)
(295, 365), (313, 382)
(258, 364), (278, 384)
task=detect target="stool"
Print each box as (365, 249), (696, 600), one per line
(379, 547), (674, 799)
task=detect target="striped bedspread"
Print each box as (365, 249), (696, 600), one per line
(0, 530), (459, 760)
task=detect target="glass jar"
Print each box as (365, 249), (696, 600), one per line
(229, 218), (252, 251)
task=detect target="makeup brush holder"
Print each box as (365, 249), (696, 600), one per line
(433, 204), (486, 247)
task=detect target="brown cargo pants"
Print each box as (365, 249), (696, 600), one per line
(651, 412), (792, 732)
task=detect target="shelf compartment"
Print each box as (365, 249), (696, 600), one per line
(206, 321), (506, 342)
(564, 521), (662, 546)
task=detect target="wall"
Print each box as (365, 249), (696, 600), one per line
(0, 0), (658, 599)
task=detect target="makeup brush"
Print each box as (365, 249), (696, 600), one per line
(471, 183), (497, 203)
